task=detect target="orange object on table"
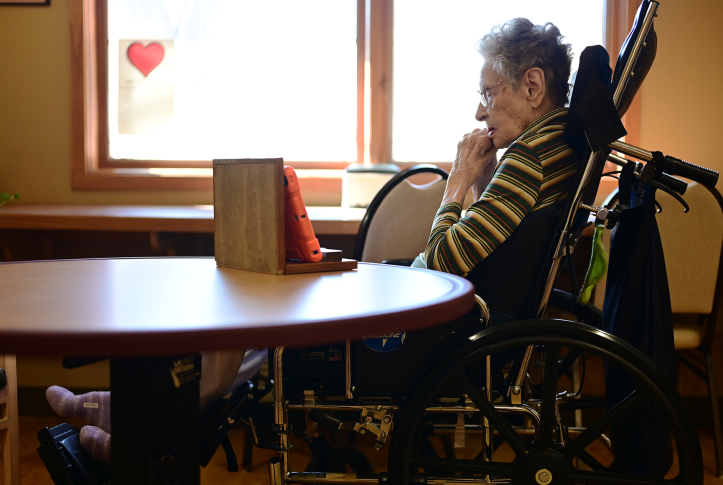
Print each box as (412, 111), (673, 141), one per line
(284, 166), (322, 262)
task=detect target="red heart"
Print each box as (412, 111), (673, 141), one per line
(127, 42), (165, 77)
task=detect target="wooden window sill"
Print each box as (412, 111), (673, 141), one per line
(0, 204), (365, 236)
(0, 178), (616, 237)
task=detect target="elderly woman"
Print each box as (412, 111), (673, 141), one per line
(412, 18), (578, 276)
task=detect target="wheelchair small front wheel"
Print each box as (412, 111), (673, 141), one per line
(388, 319), (703, 485)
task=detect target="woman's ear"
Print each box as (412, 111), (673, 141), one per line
(523, 68), (546, 108)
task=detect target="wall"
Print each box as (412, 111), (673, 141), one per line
(636, 0), (723, 399)
(638, 0), (723, 175)
(0, 0), (217, 205)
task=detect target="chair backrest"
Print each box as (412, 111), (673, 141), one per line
(593, 183), (723, 315)
(353, 165), (448, 263)
(0, 354), (19, 485)
(654, 183), (723, 314)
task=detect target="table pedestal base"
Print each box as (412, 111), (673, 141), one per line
(111, 356), (201, 484)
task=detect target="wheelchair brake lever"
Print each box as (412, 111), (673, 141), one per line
(638, 164), (690, 213)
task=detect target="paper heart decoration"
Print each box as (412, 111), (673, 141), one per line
(127, 42), (165, 77)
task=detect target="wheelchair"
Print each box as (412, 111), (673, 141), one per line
(37, 1), (720, 483)
(250, 3), (717, 484)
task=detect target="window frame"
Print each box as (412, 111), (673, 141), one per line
(70, 0), (638, 191)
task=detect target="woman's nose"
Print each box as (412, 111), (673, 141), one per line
(475, 102), (487, 122)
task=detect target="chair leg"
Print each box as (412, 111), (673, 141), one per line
(243, 423), (254, 471)
(704, 349), (723, 478)
(0, 355), (20, 485)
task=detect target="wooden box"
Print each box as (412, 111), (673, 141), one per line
(213, 158), (356, 275)
(214, 158), (285, 274)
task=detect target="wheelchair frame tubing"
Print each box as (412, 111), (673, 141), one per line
(269, 326), (547, 485)
(510, 0), (660, 397)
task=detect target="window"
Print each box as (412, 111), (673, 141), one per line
(71, 0), (635, 191)
(107, 0), (357, 164)
(392, 0), (604, 163)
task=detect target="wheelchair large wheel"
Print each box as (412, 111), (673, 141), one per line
(388, 319), (703, 485)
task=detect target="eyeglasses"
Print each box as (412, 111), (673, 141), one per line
(477, 79), (508, 107)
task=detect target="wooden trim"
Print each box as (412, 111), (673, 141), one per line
(357, 0), (366, 166)
(95, 0), (109, 171)
(604, 0), (629, 62)
(69, 0), (95, 189)
(0, 205), (364, 236)
(0, 206), (214, 232)
(362, 0), (371, 164)
(369, 0), (393, 165)
(622, 0), (642, 147)
(73, 169), (213, 191)
(285, 259), (357, 274)
(0, 0), (49, 5)
(604, 0), (642, 146)
(96, 159), (353, 170)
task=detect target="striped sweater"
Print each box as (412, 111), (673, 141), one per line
(418, 108), (579, 277)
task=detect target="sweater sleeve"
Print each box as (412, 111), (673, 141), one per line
(424, 141), (543, 276)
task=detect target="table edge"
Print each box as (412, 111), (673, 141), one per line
(0, 260), (476, 356)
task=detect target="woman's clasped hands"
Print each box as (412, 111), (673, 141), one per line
(444, 128), (498, 205)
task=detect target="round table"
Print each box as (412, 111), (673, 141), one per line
(0, 258), (474, 483)
(0, 257), (473, 356)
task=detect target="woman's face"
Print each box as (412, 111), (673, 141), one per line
(475, 61), (536, 149)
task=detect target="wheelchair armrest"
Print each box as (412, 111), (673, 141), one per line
(548, 289), (603, 328)
(474, 295), (491, 326)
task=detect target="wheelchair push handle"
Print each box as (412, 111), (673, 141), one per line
(609, 140), (719, 188)
(655, 153), (719, 188)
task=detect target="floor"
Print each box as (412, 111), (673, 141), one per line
(6, 416), (722, 484)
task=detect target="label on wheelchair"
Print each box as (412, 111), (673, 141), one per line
(630, 180), (652, 207)
(363, 332), (406, 352)
(300, 345), (344, 362)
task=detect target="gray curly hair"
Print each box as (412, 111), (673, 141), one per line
(476, 18), (573, 107)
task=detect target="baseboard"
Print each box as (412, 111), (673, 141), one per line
(19, 385), (110, 416)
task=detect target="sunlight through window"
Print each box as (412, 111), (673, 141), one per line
(107, 0), (357, 162)
(392, 0), (604, 162)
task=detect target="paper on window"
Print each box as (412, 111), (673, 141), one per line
(118, 39), (174, 135)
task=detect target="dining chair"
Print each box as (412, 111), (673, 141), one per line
(352, 164), (448, 264)
(0, 355), (20, 485)
(594, 181), (723, 477)
(656, 182), (723, 478)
